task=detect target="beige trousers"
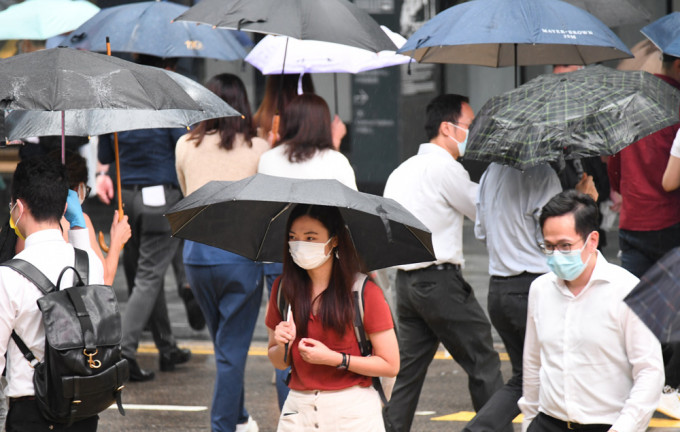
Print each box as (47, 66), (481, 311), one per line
(278, 385), (385, 432)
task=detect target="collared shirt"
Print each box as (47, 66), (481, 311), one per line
(384, 143), (477, 270)
(475, 163), (562, 277)
(0, 229), (105, 398)
(519, 252), (664, 432)
(98, 128), (185, 186)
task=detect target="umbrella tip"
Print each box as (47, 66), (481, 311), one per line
(241, 115), (245, 119)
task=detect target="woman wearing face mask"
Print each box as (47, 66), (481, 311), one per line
(47, 149), (131, 285)
(265, 204), (399, 431)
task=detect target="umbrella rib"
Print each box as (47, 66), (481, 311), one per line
(171, 205), (210, 234)
(255, 203), (293, 260)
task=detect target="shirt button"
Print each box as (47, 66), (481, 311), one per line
(314, 405), (318, 411)
(315, 424), (319, 428)
(315, 391), (319, 396)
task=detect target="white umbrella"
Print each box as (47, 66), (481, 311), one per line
(245, 26), (409, 75)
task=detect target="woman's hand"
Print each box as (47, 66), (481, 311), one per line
(297, 338), (338, 366)
(274, 319), (296, 347)
(109, 210), (131, 250)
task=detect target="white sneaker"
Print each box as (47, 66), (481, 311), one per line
(657, 386), (680, 419)
(235, 417), (259, 432)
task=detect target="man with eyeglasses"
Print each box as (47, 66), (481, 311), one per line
(384, 94), (505, 432)
(518, 190), (663, 432)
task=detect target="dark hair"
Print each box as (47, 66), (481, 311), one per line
(662, 53), (680, 68)
(539, 190), (599, 240)
(281, 204), (365, 337)
(47, 149), (87, 190)
(253, 74), (315, 137)
(187, 74), (255, 151)
(134, 53), (178, 70)
(11, 155), (69, 223)
(279, 94), (333, 163)
(424, 94), (469, 141)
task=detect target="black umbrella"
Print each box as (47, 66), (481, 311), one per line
(465, 65), (680, 170)
(173, 0), (396, 53)
(165, 174), (435, 271)
(624, 247), (680, 343)
(0, 47), (239, 140)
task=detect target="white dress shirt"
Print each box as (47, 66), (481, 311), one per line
(257, 144), (358, 190)
(519, 252), (664, 432)
(0, 229), (105, 398)
(384, 143), (478, 270)
(475, 163), (562, 276)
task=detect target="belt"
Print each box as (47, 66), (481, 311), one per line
(122, 183), (177, 191)
(491, 272), (543, 280)
(9, 395), (35, 405)
(539, 413), (611, 431)
(407, 263), (461, 273)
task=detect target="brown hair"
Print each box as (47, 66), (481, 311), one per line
(187, 74), (254, 150)
(281, 205), (366, 337)
(279, 94), (334, 163)
(253, 74), (315, 138)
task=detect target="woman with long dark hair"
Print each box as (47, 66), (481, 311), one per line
(175, 73), (267, 432)
(265, 205), (399, 431)
(257, 94), (355, 189)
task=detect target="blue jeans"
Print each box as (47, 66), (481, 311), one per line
(619, 223), (680, 278)
(185, 261), (264, 432)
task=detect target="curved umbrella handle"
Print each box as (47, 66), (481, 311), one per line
(98, 230), (110, 253)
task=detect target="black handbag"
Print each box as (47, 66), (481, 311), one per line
(3, 249), (128, 424)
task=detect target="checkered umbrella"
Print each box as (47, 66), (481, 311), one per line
(624, 247), (680, 343)
(465, 65), (680, 170)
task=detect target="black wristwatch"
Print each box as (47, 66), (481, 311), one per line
(336, 352), (349, 370)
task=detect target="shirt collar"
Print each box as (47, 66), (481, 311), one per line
(552, 251), (608, 297)
(24, 229), (64, 249)
(417, 143), (454, 158)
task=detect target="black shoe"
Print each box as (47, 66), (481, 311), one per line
(180, 287), (206, 331)
(159, 347), (192, 372)
(124, 357), (155, 382)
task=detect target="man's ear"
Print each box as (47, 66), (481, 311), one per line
(589, 230), (600, 252)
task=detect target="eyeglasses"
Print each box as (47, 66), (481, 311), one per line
(538, 237), (587, 255)
(85, 185), (92, 197)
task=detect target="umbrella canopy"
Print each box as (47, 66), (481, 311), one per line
(624, 247), (680, 344)
(173, 0), (396, 53)
(641, 12), (680, 58)
(0, 0), (99, 40)
(0, 47), (240, 140)
(165, 174), (436, 271)
(465, 65), (680, 170)
(398, 0), (632, 67)
(59, 1), (250, 61)
(245, 26), (409, 75)
(562, 0), (651, 28)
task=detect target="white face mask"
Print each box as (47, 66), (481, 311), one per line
(288, 237), (333, 270)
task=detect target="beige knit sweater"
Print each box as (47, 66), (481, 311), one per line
(175, 131), (270, 196)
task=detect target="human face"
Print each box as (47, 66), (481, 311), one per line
(541, 213), (596, 266)
(288, 215), (338, 270)
(443, 102), (474, 158)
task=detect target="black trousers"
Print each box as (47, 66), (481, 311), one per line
(384, 266), (504, 432)
(6, 398), (98, 432)
(527, 412), (610, 432)
(464, 272), (542, 432)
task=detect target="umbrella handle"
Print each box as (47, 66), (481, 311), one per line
(98, 230), (110, 253)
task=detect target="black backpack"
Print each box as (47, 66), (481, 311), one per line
(277, 273), (390, 405)
(2, 248), (128, 424)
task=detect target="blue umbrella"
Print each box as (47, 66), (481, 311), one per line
(0, 0), (99, 40)
(57, 1), (251, 61)
(641, 12), (680, 58)
(398, 0), (632, 68)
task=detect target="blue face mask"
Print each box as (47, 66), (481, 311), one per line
(446, 122), (469, 157)
(545, 234), (591, 281)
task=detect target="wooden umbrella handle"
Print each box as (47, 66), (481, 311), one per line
(98, 231), (110, 253)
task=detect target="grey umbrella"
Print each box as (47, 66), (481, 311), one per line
(563, 0), (651, 28)
(0, 47), (239, 140)
(465, 65), (680, 170)
(165, 174), (436, 271)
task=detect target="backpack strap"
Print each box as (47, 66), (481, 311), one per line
(73, 248), (89, 285)
(351, 273), (389, 406)
(1, 259), (56, 367)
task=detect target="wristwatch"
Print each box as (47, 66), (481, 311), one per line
(336, 352), (349, 370)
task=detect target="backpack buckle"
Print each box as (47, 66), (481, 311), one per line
(83, 349), (101, 369)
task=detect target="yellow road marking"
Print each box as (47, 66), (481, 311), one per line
(430, 411), (680, 428)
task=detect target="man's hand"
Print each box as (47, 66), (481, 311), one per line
(575, 173), (599, 202)
(96, 173), (114, 205)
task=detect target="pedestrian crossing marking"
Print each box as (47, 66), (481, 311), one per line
(430, 411), (680, 428)
(107, 404), (207, 412)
